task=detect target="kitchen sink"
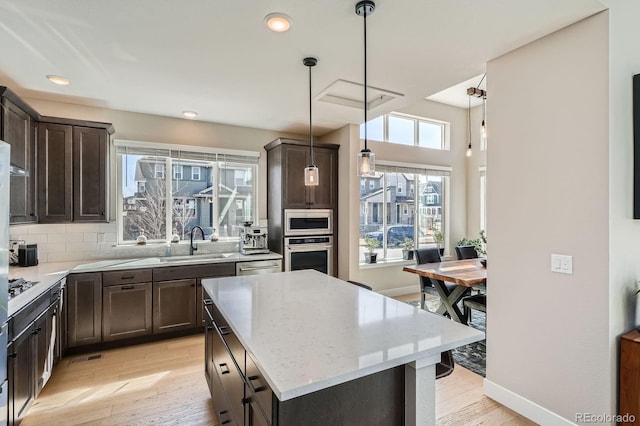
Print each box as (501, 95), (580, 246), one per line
(159, 253), (230, 263)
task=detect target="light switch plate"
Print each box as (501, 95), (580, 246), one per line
(551, 254), (573, 274)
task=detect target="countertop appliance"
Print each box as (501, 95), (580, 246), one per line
(18, 244), (38, 267)
(1, 141), (10, 425)
(239, 224), (270, 255)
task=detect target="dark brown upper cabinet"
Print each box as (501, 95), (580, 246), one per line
(265, 138), (339, 211)
(38, 120), (112, 223)
(1, 88), (39, 223)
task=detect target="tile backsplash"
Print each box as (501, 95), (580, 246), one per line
(9, 223), (239, 263)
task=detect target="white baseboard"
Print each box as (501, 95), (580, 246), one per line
(483, 379), (575, 426)
(378, 285), (418, 297)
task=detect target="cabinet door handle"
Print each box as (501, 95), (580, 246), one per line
(32, 327), (42, 335)
(219, 363), (230, 375)
(248, 375), (266, 392)
(206, 325), (214, 331)
(121, 275), (134, 280)
(8, 353), (16, 359)
(121, 285), (135, 290)
(203, 299), (213, 306)
(218, 325), (231, 336)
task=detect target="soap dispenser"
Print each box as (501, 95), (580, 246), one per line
(210, 228), (219, 242)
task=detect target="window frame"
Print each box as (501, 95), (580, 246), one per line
(359, 161), (451, 265)
(360, 112), (450, 150)
(192, 166), (201, 180)
(115, 139), (259, 245)
(173, 165), (183, 180)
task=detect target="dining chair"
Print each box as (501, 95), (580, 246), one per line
(414, 248), (471, 312)
(462, 294), (486, 325)
(346, 280), (373, 291)
(455, 245), (478, 260)
(346, 277), (455, 379)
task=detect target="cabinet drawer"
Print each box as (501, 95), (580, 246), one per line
(103, 269), (152, 286)
(152, 263), (235, 282)
(210, 303), (244, 372)
(246, 352), (273, 423)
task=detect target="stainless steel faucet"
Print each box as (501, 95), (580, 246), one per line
(190, 226), (205, 255)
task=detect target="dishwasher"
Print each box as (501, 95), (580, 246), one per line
(236, 259), (282, 275)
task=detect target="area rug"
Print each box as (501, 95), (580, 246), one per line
(407, 294), (486, 377)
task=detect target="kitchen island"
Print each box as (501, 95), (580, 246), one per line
(202, 269), (484, 426)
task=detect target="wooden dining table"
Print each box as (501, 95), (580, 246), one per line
(403, 258), (487, 323)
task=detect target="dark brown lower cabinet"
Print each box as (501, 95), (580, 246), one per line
(67, 273), (102, 347)
(204, 300), (405, 426)
(103, 283), (152, 341)
(8, 328), (32, 425)
(153, 279), (197, 333)
(8, 287), (60, 426)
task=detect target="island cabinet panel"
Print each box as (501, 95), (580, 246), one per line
(102, 282), (152, 341)
(67, 273), (102, 347)
(152, 279), (197, 333)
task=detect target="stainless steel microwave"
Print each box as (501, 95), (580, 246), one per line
(283, 209), (333, 236)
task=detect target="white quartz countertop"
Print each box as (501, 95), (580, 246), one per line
(202, 269), (485, 401)
(8, 252), (282, 317)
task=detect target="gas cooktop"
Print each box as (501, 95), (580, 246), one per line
(8, 278), (39, 300)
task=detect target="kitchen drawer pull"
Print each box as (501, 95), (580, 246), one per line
(248, 375), (266, 392)
(121, 275), (134, 279)
(121, 285), (135, 290)
(203, 299), (213, 306)
(238, 266), (277, 271)
(219, 410), (231, 424)
(32, 327), (42, 335)
(218, 325), (231, 336)
(219, 363), (230, 375)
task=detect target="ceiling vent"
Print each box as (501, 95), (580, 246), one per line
(316, 79), (403, 109)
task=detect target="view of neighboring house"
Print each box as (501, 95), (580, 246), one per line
(359, 173), (442, 234)
(122, 156), (254, 241)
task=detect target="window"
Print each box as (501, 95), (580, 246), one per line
(137, 181), (146, 193)
(154, 164), (165, 179)
(359, 113), (448, 150)
(173, 165), (183, 180)
(116, 141), (259, 243)
(359, 163), (450, 263)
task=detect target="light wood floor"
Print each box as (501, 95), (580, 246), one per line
(23, 295), (537, 426)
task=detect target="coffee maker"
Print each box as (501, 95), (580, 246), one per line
(239, 222), (270, 255)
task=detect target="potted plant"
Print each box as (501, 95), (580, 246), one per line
(401, 237), (414, 260)
(433, 230), (445, 255)
(364, 237), (380, 263)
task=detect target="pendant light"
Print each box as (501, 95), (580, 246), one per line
(356, 0), (376, 176)
(303, 57), (319, 186)
(480, 94), (487, 146)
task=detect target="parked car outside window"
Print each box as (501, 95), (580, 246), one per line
(365, 225), (418, 247)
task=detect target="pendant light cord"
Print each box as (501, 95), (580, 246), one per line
(308, 63), (314, 166)
(468, 95), (471, 147)
(363, 7), (368, 151)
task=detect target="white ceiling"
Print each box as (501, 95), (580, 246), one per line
(0, 0), (605, 136)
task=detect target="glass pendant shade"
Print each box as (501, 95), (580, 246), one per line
(305, 165), (319, 186)
(481, 119), (487, 143)
(357, 149), (375, 176)
(466, 144), (472, 158)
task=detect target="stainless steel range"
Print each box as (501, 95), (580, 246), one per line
(8, 278), (38, 300)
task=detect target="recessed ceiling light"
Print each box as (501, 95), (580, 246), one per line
(265, 13), (292, 32)
(46, 75), (69, 86)
(182, 110), (198, 119)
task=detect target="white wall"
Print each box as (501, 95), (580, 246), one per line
(602, 0), (640, 416)
(485, 12), (611, 423)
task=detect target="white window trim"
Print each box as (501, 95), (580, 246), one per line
(192, 166), (201, 180)
(361, 112), (451, 151)
(115, 139), (259, 245)
(173, 165), (183, 180)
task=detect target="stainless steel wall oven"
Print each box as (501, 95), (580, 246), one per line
(283, 209), (333, 274)
(284, 236), (333, 275)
